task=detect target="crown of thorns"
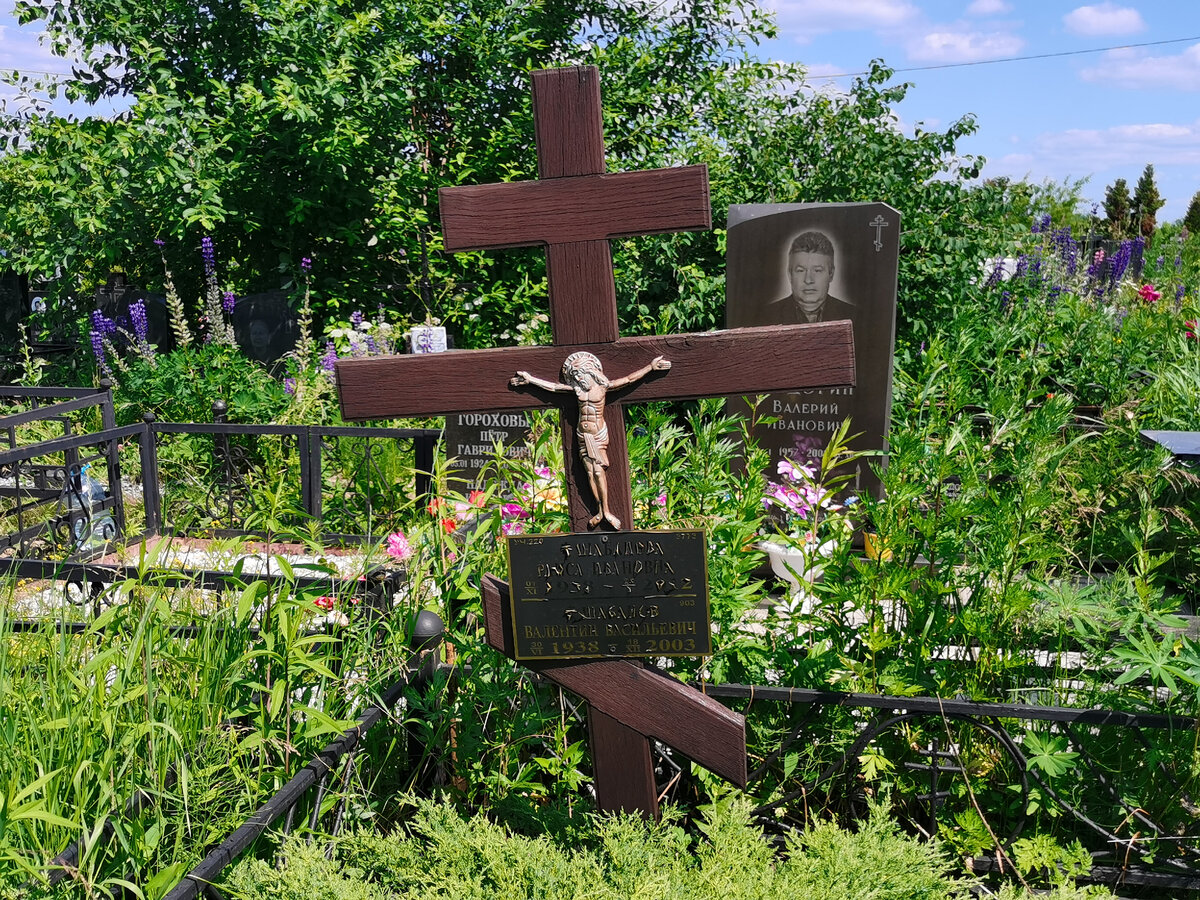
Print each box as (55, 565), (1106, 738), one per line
(561, 351), (604, 382)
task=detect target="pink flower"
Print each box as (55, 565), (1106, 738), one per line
(386, 531), (414, 560)
(502, 521), (525, 536)
(501, 502), (530, 519)
(314, 595), (335, 611)
(441, 517), (458, 534)
(534, 465), (552, 479)
(654, 492), (667, 507)
(1186, 320), (1198, 340)
(468, 489), (486, 507)
(1138, 283), (1162, 304)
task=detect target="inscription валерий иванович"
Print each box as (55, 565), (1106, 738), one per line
(506, 529), (710, 660)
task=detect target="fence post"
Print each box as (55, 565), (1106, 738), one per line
(97, 379), (125, 540)
(415, 432), (434, 501)
(139, 413), (162, 537)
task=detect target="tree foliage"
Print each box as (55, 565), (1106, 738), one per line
(2, 0), (993, 344)
(1129, 163), (1165, 238)
(1103, 178), (1131, 239)
(1186, 190), (1200, 235)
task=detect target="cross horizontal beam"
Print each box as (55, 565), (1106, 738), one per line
(439, 166), (710, 252)
(336, 322), (854, 420)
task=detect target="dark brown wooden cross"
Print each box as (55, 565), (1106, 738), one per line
(336, 65), (855, 817)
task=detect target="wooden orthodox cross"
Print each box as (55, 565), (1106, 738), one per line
(336, 66), (855, 816)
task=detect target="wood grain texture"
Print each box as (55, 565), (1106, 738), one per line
(438, 167), (711, 252)
(546, 241), (618, 344)
(336, 322), (854, 420)
(481, 575), (748, 788)
(533, 67), (605, 178)
(589, 708), (658, 817)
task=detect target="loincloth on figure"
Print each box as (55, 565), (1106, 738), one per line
(579, 424), (610, 467)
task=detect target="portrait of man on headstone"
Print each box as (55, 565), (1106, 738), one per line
(725, 202), (899, 501)
(758, 230), (854, 326)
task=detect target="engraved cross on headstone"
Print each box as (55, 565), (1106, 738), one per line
(335, 65), (856, 817)
(870, 214), (890, 252)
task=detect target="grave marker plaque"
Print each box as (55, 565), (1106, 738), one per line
(444, 410), (532, 490)
(725, 202), (899, 500)
(507, 529), (710, 660)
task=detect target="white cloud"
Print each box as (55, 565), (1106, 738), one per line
(966, 0), (1012, 15)
(907, 28), (1023, 62)
(1024, 120), (1200, 171)
(771, 0), (921, 41)
(1080, 43), (1200, 90)
(1062, 3), (1146, 37)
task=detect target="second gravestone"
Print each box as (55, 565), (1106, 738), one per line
(725, 203), (899, 500)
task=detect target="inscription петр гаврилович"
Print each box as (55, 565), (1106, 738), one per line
(506, 529), (710, 660)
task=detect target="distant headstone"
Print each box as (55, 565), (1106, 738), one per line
(231, 290), (299, 365)
(95, 273), (173, 351)
(0, 271), (26, 345)
(725, 202), (900, 500)
(444, 410), (532, 490)
(410, 324), (448, 354)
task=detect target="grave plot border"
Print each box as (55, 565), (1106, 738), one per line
(0, 387), (442, 608)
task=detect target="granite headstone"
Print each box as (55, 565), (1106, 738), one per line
(231, 290), (299, 365)
(725, 202), (900, 500)
(444, 410), (533, 491)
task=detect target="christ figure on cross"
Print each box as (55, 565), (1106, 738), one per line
(511, 352), (670, 529)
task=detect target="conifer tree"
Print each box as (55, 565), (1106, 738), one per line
(1130, 164), (1166, 237)
(1184, 190), (1200, 235)
(1103, 178), (1131, 239)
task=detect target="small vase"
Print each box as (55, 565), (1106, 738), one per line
(758, 538), (835, 592)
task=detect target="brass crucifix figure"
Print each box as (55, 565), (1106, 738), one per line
(511, 352), (670, 529)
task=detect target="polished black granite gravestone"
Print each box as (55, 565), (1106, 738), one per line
(725, 202), (900, 500)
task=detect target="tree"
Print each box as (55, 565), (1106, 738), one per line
(1130, 163), (1166, 238)
(1183, 190), (1200, 235)
(1103, 178), (1131, 239)
(0, 0), (992, 345)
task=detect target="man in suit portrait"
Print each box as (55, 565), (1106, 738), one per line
(759, 230), (854, 325)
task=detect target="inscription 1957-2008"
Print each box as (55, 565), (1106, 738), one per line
(506, 529), (711, 661)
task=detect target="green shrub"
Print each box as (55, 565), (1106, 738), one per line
(222, 795), (986, 900)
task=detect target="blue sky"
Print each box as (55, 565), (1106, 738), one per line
(758, 0), (1200, 221)
(2, 1), (1198, 221)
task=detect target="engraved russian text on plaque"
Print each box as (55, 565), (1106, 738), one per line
(506, 529), (710, 660)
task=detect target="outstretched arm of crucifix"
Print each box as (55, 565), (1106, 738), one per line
(608, 355), (671, 389)
(510, 371), (573, 392)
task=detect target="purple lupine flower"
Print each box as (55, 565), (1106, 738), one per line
(129, 300), (149, 343)
(1047, 285), (1062, 310)
(1032, 213), (1051, 234)
(222, 291), (235, 314)
(999, 290), (1011, 312)
(984, 258), (1005, 289)
(1114, 308), (1128, 332)
(350, 310), (364, 327)
(1177, 283), (1187, 306)
(350, 337), (366, 358)
(153, 238), (165, 247)
(284, 377), (296, 396)
(1108, 241), (1133, 290)
(321, 341), (338, 372)
(1014, 254), (1029, 280)
(1176, 254), (1184, 271)
(366, 335), (378, 354)
(300, 256), (312, 272)
(89, 328), (106, 365)
(1156, 256), (1165, 269)
(201, 237), (215, 275)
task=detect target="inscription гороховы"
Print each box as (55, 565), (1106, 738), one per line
(506, 529), (711, 660)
